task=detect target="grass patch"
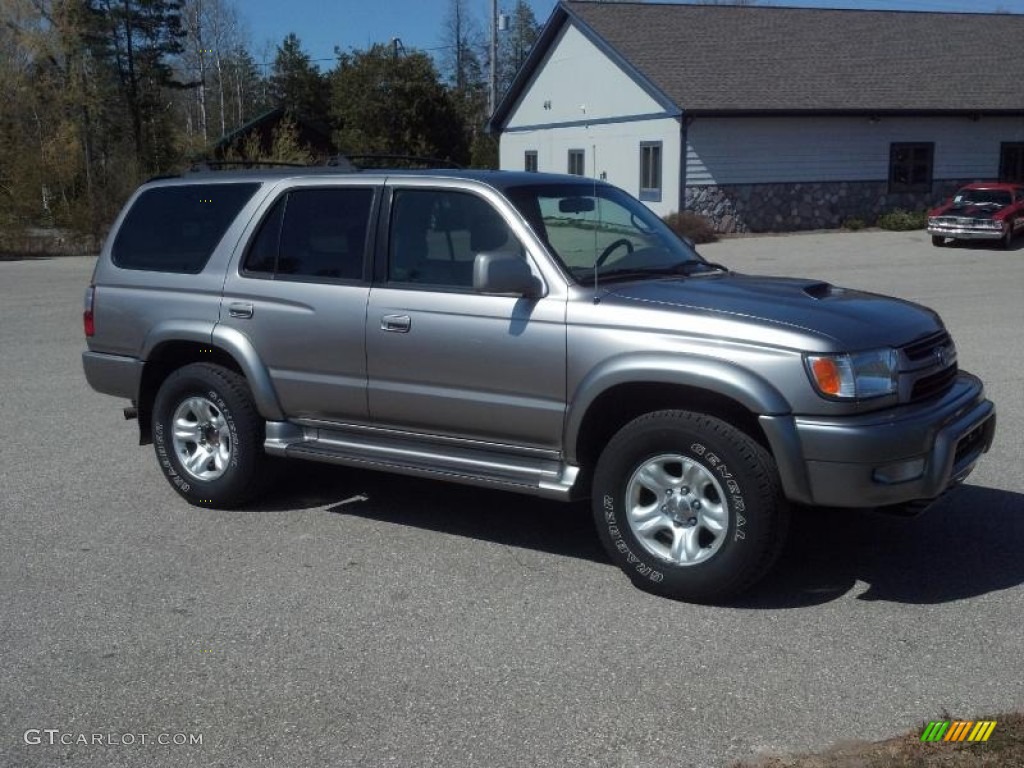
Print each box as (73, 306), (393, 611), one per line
(731, 713), (1024, 768)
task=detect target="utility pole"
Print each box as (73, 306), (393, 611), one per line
(489, 0), (498, 116)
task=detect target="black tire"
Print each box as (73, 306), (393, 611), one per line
(931, 235), (945, 248)
(152, 363), (271, 508)
(592, 410), (788, 603)
(999, 227), (1013, 250)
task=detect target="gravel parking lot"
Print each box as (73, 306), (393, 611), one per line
(1, 229), (1022, 768)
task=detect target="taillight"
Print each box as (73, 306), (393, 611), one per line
(84, 285), (95, 337)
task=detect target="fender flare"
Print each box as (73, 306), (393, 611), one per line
(564, 352), (790, 462)
(140, 321), (284, 421)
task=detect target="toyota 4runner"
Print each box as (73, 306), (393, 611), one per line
(82, 167), (996, 602)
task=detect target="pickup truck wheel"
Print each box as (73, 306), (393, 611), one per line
(592, 410), (788, 603)
(1000, 228), (1013, 250)
(931, 235), (945, 247)
(152, 363), (270, 508)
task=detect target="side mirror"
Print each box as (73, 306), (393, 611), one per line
(473, 252), (543, 297)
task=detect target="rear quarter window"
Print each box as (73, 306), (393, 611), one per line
(112, 183), (260, 273)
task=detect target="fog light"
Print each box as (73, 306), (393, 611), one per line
(873, 458), (926, 484)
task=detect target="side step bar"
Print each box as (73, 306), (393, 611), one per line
(264, 422), (582, 500)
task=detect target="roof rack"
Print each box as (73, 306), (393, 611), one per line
(188, 160), (309, 172)
(184, 155), (461, 174)
(333, 154), (463, 170)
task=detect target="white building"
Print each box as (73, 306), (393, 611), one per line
(488, 1), (1024, 232)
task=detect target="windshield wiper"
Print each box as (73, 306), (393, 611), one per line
(596, 259), (730, 283)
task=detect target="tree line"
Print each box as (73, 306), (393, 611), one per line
(0, 0), (540, 244)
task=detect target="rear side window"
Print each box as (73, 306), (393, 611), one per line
(112, 183), (260, 273)
(242, 187), (374, 281)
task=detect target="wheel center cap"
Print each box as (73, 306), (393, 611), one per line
(667, 494), (689, 522)
(201, 424), (220, 446)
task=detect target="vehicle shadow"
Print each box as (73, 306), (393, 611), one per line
(944, 238), (1022, 252)
(252, 464), (1024, 606)
(250, 459), (608, 564)
(736, 484), (1024, 608)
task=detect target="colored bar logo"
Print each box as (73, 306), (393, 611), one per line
(921, 721), (997, 742)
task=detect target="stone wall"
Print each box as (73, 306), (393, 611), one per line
(684, 180), (973, 233)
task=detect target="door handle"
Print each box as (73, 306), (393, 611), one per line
(380, 314), (411, 333)
(228, 302), (253, 319)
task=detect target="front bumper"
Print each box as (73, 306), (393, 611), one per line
(761, 372), (996, 508)
(927, 224), (1005, 240)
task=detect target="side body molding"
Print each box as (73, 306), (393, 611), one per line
(563, 353), (791, 463)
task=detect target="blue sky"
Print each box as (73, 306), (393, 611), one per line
(239, 0), (1024, 71)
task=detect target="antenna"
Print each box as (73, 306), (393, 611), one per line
(592, 150), (600, 304)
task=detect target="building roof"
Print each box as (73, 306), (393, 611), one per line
(491, 0), (1024, 129)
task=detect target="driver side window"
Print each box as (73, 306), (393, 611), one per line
(388, 189), (524, 289)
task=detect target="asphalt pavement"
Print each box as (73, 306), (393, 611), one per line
(1, 229), (1022, 768)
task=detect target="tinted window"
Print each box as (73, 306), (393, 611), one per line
(242, 196), (286, 275)
(389, 189), (523, 288)
(241, 188), (373, 281)
(113, 183), (259, 273)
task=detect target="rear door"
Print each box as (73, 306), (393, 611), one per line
(220, 181), (379, 422)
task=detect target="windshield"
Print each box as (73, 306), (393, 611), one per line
(504, 183), (705, 283)
(954, 188), (1012, 206)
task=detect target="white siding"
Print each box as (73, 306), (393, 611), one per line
(505, 24), (667, 130)
(687, 116), (1024, 185)
(501, 117), (683, 217)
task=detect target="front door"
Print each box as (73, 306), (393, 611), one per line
(366, 184), (566, 450)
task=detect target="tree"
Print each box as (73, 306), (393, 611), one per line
(82, 0), (188, 173)
(330, 44), (467, 164)
(268, 33), (328, 122)
(497, 0), (540, 98)
(440, 0), (484, 92)
(438, 0), (488, 166)
(221, 44), (266, 127)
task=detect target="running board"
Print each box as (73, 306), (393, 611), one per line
(264, 422), (582, 500)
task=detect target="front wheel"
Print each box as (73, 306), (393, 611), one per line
(999, 227), (1013, 250)
(931, 235), (945, 247)
(591, 410), (788, 603)
(152, 363), (271, 508)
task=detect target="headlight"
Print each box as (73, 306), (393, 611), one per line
(805, 348), (898, 399)
(974, 219), (1003, 229)
(927, 217), (940, 225)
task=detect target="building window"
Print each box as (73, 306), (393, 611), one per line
(639, 141), (662, 202)
(525, 150), (538, 172)
(567, 149), (585, 176)
(889, 143), (933, 193)
(1000, 143), (1024, 183)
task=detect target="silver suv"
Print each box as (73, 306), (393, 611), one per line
(82, 168), (996, 602)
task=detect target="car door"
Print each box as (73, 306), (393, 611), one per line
(365, 182), (567, 450)
(220, 182), (378, 422)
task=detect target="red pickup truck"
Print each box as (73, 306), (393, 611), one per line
(927, 182), (1024, 249)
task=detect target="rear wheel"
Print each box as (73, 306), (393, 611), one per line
(152, 363), (271, 508)
(591, 410), (788, 603)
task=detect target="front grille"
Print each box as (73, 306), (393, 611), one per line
(910, 363), (958, 401)
(903, 330), (952, 362)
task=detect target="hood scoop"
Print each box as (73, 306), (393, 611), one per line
(802, 281), (839, 300)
